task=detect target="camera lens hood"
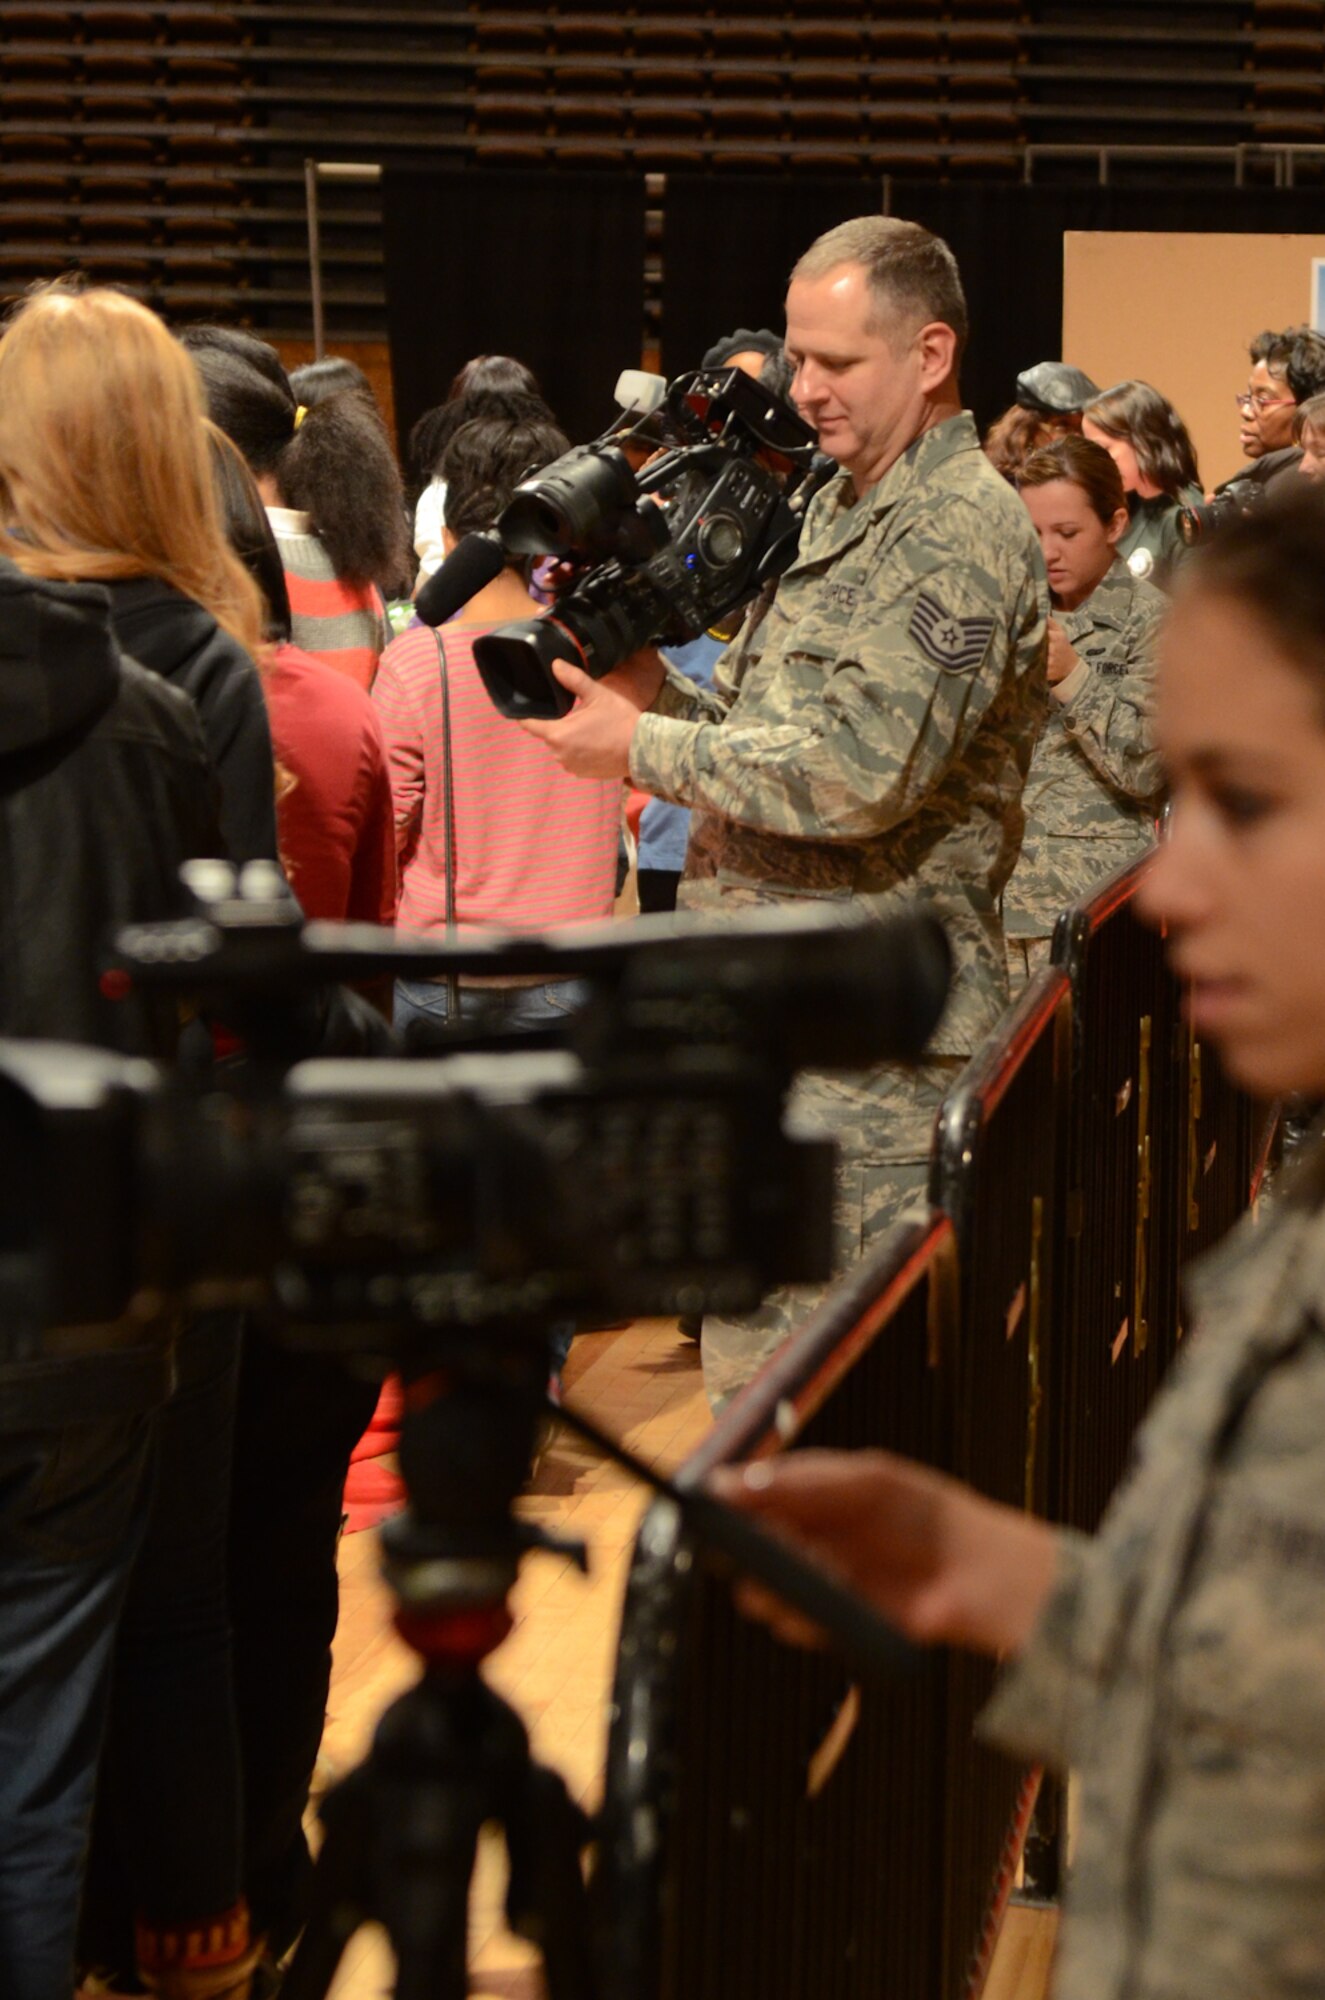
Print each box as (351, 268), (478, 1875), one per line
(473, 617), (586, 721)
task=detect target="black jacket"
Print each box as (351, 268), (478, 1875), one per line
(1214, 444), (1303, 496)
(0, 560), (221, 1056)
(0, 563), (226, 1418)
(105, 575), (279, 866)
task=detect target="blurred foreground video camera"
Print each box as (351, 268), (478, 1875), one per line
(418, 364), (833, 723)
(0, 875), (950, 1359)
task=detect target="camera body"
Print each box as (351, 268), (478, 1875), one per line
(472, 366), (833, 722)
(0, 1038), (831, 1355)
(0, 878), (950, 1360)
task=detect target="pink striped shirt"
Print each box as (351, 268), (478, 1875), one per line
(371, 620), (621, 935)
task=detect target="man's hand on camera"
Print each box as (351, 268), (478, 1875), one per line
(521, 647), (667, 780)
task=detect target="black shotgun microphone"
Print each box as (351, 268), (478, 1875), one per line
(415, 530), (507, 628)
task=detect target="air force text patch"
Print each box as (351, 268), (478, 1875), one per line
(909, 593), (995, 674)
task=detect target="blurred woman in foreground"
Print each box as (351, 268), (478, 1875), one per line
(718, 484), (1325, 2000)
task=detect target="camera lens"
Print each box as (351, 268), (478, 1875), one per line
(474, 618), (584, 721)
(499, 446), (639, 557)
(697, 513), (745, 567)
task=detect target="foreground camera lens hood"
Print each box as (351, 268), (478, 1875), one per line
(473, 617), (587, 721)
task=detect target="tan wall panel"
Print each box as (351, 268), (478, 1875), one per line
(1062, 232), (1325, 493)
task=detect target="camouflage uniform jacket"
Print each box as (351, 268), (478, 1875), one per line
(629, 412), (1048, 1057)
(1004, 557), (1165, 940)
(983, 1163), (1325, 2000)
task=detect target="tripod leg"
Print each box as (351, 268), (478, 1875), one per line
(371, 1678), (492, 2000)
(380, 1832), (473, 2000)
(504, 1759), (598, 2000)
(279, 1767), (374, 2000)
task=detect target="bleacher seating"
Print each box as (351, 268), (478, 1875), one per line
(1, 4), (1323, 338)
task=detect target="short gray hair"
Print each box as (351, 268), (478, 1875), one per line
(791, 216), (968, 359)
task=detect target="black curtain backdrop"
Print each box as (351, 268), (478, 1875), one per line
(383, 170), (1325, 458)
(664, 179), (1325, 432)
(659, 175), (891, 377)
(381, 167), (646, 453)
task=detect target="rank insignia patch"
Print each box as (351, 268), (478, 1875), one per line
(909, 593), (995, 674)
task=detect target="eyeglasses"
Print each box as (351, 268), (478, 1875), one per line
(1236, 390), (1295, 414)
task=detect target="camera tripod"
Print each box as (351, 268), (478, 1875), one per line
(279, 1329), (599, 2000)
(277, 1319), (915, 2000)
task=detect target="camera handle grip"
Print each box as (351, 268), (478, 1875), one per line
(552, 1398), (917, 1680)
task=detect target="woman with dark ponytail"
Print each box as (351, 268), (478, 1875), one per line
(406, 354), (549, 584)
(182, 328), (408, 688)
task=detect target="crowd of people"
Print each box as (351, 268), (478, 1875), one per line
(3, 215), (1325, 2000)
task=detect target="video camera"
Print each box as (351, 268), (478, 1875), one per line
(1, 871), (950, 1360)
(419, 365), (833, 724)
(1179, 475), (1271, 545)
(0, 875), (947, 1995)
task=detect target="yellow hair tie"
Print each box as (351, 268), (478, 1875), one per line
(293, 404), (308, 431)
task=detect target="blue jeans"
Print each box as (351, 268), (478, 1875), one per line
(0, 1410), (154, 2000)
(394, 976), (589, 1044)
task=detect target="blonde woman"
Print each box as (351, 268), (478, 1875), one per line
(0, 283), (278, 866)
(0, 283), (265, 2000)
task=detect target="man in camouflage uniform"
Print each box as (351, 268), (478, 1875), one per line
(1004, 552), (1166, 982)
(525, 216), (1048, 1406)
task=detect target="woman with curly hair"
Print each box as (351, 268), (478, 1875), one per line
(183, 326), (409, 687)
(983, 401), (1078, 482)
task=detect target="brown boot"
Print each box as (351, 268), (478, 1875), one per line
(135, 1902), (264, 2000)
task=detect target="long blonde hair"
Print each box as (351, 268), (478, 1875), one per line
(0, 283), (264, 659)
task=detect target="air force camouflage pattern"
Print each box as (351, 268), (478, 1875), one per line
(631, 413), (1048, 1053)
(982, 1149), (1325, 2000)
(1005, 555), (1166, 948)
(630, 412), (1048, 1403)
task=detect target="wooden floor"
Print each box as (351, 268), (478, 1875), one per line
(315, 1319), (1057, 1999)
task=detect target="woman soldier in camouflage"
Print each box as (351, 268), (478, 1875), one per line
(1004, 434), (1167, 981)
(717, 482), (1325, 2000)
